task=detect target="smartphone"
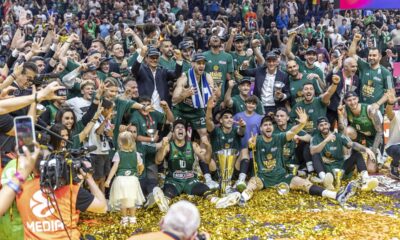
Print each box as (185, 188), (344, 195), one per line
(56, 88), (68, 96)
(14, 116), (36, 154)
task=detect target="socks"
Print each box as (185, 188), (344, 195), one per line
(360, 170), (369, 180)
(240, 159), (250, 175)
(309, 185), (324, 196)
(199, 160), (210, 174)
(322, 190), (337, 199)
(306, 161), (314, 172)
(319, 172), (326, 180)
(204, 173), (212, 182)
(238, 173), (247, 182)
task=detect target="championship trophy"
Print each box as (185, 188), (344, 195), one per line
(36, 104), (47, 116)
(276, 182), (290, 195)
(332, 168), (344, 190)
(216, 149), (237, 197)
(286, 164), (299, 176)
(288, 24), (305, 35)
(147, 128), (156, 140)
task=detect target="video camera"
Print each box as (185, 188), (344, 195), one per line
(39, 146), (96, 193)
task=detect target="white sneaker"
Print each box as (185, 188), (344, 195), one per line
(206, 179), (219, 190)
(129, 217), (137, 224)
(120, 216), (129, 227)
(233, 179), (247, 192)
(215, 192), (241, 208)
(361, 177), (379, 191)
(153, 187), (169, 213)
(323, 173), (335, 190)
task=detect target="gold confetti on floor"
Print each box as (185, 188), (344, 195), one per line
(79, 189), (400, 240)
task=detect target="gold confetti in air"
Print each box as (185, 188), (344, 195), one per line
(79, 187), (400, 240)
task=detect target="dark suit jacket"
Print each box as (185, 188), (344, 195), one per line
(239, 66), (290, 108)
(326, 71), (360, 111)
(131, 58), (182, 106)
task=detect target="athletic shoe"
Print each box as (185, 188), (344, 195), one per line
(205, 179), (220, 190)
(153, 187), (169, 213)
(336, 181), (357, 206)
(323, 173), (335, 190)
(120, 217), (129, 227)
(241, 188), (253, 202)
(144, 192), (156, 209)
(215, 192), (241, 208)
(233, 179), (247, 193)
(360, 177), (379, 191)
(390, 166), (400, 180)
(129, 217), (137, 224)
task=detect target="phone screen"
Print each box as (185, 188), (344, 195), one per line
(14, 116), (36, 154)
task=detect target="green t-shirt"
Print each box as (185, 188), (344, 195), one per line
(210, 126), (242, 152)
(203, 50), (234, 98)
(295, 56), (324, 83)
(254, 133), (287, 177)
(290, 97), (327, 134)
(288, 74), (322, 106)
(311, 132), (351, 164)
(130, 110), (165, 137)
(231, 95), (264, 115)
(136, 142), (157, 178)
(159, 56), (176, 71)
(182, 60), (192, 72)
(346, 103), (376, 137)
(127, 52), (140, 68)
(167, 141), (196, 180)
(112, 98), (136, 149)
(357, 58), (393, 106)
(116, 151), (138, 176)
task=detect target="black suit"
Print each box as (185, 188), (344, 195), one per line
(131, 58), (182, 106)
(240, 66), (290, 112)
(326, 71), (360, 127)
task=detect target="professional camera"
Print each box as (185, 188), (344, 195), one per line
(39, 146), (96, 193)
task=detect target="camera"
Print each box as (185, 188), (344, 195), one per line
(56, 88), (68, 96)
(39, 146), (96, 192)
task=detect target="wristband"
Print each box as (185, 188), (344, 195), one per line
(7, 181), (21, 194)
(14, 171), (26, 184)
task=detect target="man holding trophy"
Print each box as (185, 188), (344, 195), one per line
(153, 120), (241, 212)
(240, 109), (357, 206)
(310, 116), (379, 191)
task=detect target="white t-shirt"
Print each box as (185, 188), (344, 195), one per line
(66, 97), (91, 121)
(386, 111), (400, 148)
(261, 71), (276, 107)
(88, 115), (111, 155)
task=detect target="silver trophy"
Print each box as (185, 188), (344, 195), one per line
(288, 24), (305, 35)
(147, 128), (156, 140)
(276, 182), (290, 195)
(36, 104), (46, 116)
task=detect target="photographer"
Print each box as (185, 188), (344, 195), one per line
(15, 145), (107, 239)
(129, 200), (210, 240)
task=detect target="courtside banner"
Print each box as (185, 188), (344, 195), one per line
(340, 0), (400, 9)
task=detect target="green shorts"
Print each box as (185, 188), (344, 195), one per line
(323, 161), (353, 179)
(258, 172), (294, 188)
(172, 108), (206, 130)
(356, 133), (374, 148)
(164, 177), (200, 195)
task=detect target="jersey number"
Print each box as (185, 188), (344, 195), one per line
(179, 160), (186, 168)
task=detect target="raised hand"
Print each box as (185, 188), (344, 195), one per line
(332, 75), (340, 85)
(337, 104), (345, 116)
(248, 132), (257, 149)
(173, 49), (182, 61)
(140, 45), (148, 57)
(353, 33), (362, 42)
(295, 108), (308, 125)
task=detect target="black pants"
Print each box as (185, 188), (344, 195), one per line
(312, 150), (367, 175)
(295, 141), (312, 169)
(386, 144), (400, 168)
(163, 182), (210, 199)
(327, 108), (338, 131)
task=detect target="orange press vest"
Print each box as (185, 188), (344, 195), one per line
(16, 178), (81, 240)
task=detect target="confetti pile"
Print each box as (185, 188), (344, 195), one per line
(79, 184), (400, 240)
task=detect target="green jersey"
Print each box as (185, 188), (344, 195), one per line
(210, 126), (243, 152)
(346, 103), (376, 137)
(167, 141), (196, 180)
(159, 56), (176, 71)
(136, 142), (157, 179)
(116, 151), (138, 176)
(311, 132), (351, 165)
(254, 133), (287, 177)
(203, 50), (234, 98)
(295, 56), (324, 83)
(273, 124), (306, 164)
(45, 103), (59, 125)
(357, 58), (393, 106)
(289, 74), (322, 106)
(127, 52), (140, 68)
(290, 97), (327, 134)
(231, 95), (265, 115)
(182, 60), (192, 72)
